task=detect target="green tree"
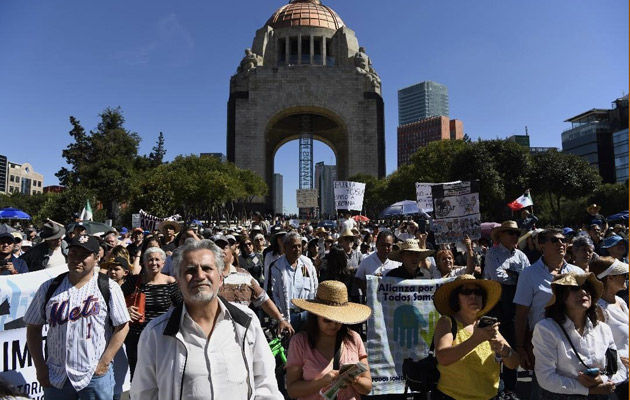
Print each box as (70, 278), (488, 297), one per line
(148, 132), (166, 167)
(529, 150), (601, 224)
(348, 173), (389, 219)
(56, 107), (141, 225)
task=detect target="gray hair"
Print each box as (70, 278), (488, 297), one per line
(282, 231), (302, 248)
(572, 235), (594, 251)
(142, 247), (166, 264)
(171, 239), (225, 277)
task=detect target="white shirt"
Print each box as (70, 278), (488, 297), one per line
(598, 296), (629, 362)
(180, 304), (249, 400)
(47, 247), (66, 268)
(533, 317), (626, 395)
(513, 258), (583, 330)
(355, 251), (401, 280)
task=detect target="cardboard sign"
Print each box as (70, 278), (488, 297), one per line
(431, 181), (481, 244)
(296, 189), (319, 208)
(334, 181), (365, 212)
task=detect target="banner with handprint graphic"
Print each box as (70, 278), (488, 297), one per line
(365, 275), (455, 395)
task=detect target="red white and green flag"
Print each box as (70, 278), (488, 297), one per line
(507, 190), (533, 211)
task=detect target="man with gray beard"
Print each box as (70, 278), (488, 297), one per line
(130, 239), (281, 400)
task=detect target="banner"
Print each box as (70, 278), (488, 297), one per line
(296, 189), (319, 208)
(431, 181), (481, 244)
(366, 275), (453, 395)
(139, 209), (180, 232)
(415, 181), (460, 213)
(0, 326), (47, 399)
(333, 181), (365, 212)
(131, 213), (141, 228)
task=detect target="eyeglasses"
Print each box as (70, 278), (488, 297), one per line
(244, 242), (253, 246)
(548, 237), (567, 244)
(459, 287), (484, 296)
(568, 285), (590, 293)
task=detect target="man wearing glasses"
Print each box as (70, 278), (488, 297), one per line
(513, 228), (583, 399)
(484, 220), (531, 400)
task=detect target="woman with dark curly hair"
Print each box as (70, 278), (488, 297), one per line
(532, 272), (625, 398)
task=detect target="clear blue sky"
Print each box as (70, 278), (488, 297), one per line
(1, 0), (627, 215)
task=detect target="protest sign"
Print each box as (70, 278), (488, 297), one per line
(139, 209), (180, 232)
(431, 181), (481, 244)
(366, 275), (453, 395)
(296, 189), (318, 208)
(131, 213), (141, 228)
(334, 181), (365, 212)
(415, 181), (460, 213)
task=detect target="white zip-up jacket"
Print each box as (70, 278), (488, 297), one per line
(130, 297), (282, 400)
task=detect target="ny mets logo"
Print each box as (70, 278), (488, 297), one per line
(49, 295), (100, 327)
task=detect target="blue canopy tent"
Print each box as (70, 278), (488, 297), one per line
(379, 200), (430, 219)
(0, 207), (31, 220)
(607, 210), (629, 222)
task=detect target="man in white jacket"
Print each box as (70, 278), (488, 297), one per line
(130, 239), (282, 400)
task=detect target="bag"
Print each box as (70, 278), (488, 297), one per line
(605, 347), (618, 376)
(125, 276), (146, 324)
(402, 316), (457, 394)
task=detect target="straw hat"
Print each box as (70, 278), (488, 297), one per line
(315, 227), (328, 235)
(292, 280), (372, 324)
(490, 220), (520, 243)
(339, 228), (356, 239)
(387, 239), (434, 262)
(546, 272), (603, 307)
(586, 204), (601, 215)
(158, 220), (181, 234)
(433, 275), (502, 318)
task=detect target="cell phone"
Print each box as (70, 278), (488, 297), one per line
(584, 367), (600, 376)
(0, 259), (8, 267)
(478, 316), (498, 328)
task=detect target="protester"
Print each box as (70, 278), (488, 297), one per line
(130, 239), (282, 399)
(263, 228), (287, 291)
(354, 231), (401, 297)
(513, 228), (584, 398)
(587, 224), (605, 256)
(433, 275), (519, 400)
(532, 272), (624, 397)
(11, 232), (24, 257)
(269, 231), (318, 332)
(20, 221), (67, 271)
(518, 229), (543, 264)
(286, 280), (372, 400)
(104, 256), (131, 286)
(126, 228), (144, 263)
(238, 234), (264, 285)
(601, 234), (629, 262)
(24, 234), (130, 400)
(0, 232), (28, 275)
(158, 220), (180, 256)
(569, 236), (595, 271)
(590, 256), (629, 398)
(384, 239), (434, 279)
(431, 236), (478, 278)
(319, 246), (354, 293)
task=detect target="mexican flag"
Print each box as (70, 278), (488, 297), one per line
(80, 200), (93, 221)
(507, 191), (533, 211)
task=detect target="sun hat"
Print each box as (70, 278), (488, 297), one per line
(601, 234), (627, 249)
(158, 220), (181, 234)
(517, 228), (543, 250)
(586, 204), (601, 215)
(490, 220), (521, 243)
(546, 272), (603, 307)
(594, 259), (629, 279)
(291, 280), (372, 324)
(433, 274), (502, 318)
(315, 227), (328, 235)
(339, 228), (356, 239)
(40, 221), (66, 241)
(387, 239), (434, 262)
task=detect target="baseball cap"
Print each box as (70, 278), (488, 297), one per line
(68, 234), (100, 254)
(0, 232), (16, 243)
(101, 256), (130, 270)
(213, 235), (230, 247)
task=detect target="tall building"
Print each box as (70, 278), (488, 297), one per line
(507, 134), (557, 154)
(315, 162), (337, 218)
(3, 161), (44, 195)
(397, 116), (463, 166)
(0, 155), (7, 194)
(272, 173), (283, 216)
(560, 94), (630, 184)
(398, 81), (449, 125)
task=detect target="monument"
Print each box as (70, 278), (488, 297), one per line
(227, 0), (385, 212)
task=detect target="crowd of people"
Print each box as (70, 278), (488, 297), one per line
(0, 202), (628, 400)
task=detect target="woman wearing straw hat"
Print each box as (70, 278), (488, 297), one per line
(590, 257), (629, 399)
(433, 275), (520, 400)
(532, 272), (625, 398)
(286, 280), (372, 400)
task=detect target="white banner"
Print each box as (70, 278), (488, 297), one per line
(366, 275), (453, 395)
(416, 181), (461, 213)
(296, 189), (319, 208)
(0, 326), (47, 399)
(333, 181), (365, 212)
(431, 181), (481, 244)
(131, 213), (141, 228)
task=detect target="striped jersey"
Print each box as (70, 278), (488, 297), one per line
(24, 271), (130, 391)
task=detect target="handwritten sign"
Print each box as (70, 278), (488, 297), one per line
(334, 181), (366, 212)
(296, 189), (319, 208)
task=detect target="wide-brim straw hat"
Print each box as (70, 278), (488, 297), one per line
(517, 228), (543, 250)
(586, 204), (601, 215)
(158, 220), (181, 234)
(491, 220), (520, 243)
(315, 227), (328, 235)
(339, 228), (356, 239)
(546, 272), (603, 307)
(292, 280), (372, 324)
(387, 239), (434, 262)
(433, 275), (502, 318)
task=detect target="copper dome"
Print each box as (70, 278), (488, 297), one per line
(267, 0), (344, 30)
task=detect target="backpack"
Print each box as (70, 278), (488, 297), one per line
(402, 315), (457, 394)
(42, 272), (111, 322)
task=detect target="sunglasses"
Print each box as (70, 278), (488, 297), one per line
(568, 285), (591, 293)
(244, 242), (253, 246)
(459, 287), (484, 296)
(548, 237), (567, 244)
(505, 230), (520, 237)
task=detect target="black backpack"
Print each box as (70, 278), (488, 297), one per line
(42, 272), (111, 321)
(402, 315), (457, 394)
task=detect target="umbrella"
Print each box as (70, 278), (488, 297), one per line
(352, 215), (370, 223)
(0, 223), (16, 235)
(607, 211), (629, 222)
(0, 207), (31, 220)
(67, 221), (114, 236)
(379, 200), (430, 218)
(317, 220), (336, 230)
(480, 222), (500, 240)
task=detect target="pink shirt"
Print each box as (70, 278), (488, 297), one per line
(286, 330), (367, 400)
